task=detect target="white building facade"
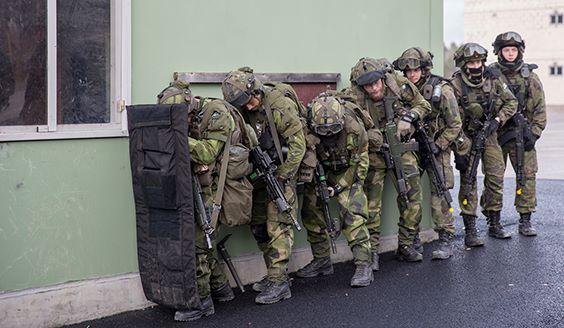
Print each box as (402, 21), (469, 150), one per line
(464, 0), (564, 106)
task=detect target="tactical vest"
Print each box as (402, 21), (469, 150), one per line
(452, 71), (498, 135)
(419, 74), (451, 139)
(316, 108), (365, 173)
(495, 63), (537, 127)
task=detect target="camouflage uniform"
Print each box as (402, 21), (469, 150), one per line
(450, 43), (517, 244)
(302, 96), (372, 278)
(393, 47), (462, 259)
(350, 57), (431, 262)
(491, 31), (546, 236)
(222, 68), (306, 304)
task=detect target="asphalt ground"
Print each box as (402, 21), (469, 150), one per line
(67, 178), (564, 328)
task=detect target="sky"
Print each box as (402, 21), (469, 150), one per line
(444, 0), (464, 45)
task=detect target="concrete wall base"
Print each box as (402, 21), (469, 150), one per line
(0, 230), (436, 328)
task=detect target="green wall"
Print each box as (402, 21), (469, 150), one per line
(0, 0), (443, 292)
(0, 139), (137, 291)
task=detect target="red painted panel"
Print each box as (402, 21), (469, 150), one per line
(289, 83), (337, 107)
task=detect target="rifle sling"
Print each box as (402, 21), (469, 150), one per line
(263, 102), (284, 163)
(210, 130), (232, 229)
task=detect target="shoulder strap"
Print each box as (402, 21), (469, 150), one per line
(263, 100), (284, 162)
(384, 73), (402, 98)
(209, 131), (232, 228)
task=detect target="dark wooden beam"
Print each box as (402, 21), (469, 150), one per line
(174, 72), (340, 84)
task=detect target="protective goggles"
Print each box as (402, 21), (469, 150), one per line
(229, 89), (252, 108)
(462, 44), (487, 58)
(394, 57), (421, 70)
(313, 123), (343, 136)
(499, 31), (523, 43)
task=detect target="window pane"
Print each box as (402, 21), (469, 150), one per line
(0, 0), (47, 126)
(550, 67), (555, 75)
(551, 15), (556, 24)
(57, 0), (111, 124)
(558, 67), (563, 75)
(558, 15), (563, 24)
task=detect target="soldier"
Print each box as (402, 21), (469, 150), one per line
(350, 57), (431, 264)
(491, 32), (546, 236)
(157, 81), (247, 321)
(393, 48), (462, 259)
(222, 67), (306, 304)
(451, 43), (517, 246)
(295, 94), (375, 287)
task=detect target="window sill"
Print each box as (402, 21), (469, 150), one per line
(0, 125), (128, 142)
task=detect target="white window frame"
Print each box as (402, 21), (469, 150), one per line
(0, 0), (131, 142)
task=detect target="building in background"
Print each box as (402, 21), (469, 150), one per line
(464, 0), (564, 106)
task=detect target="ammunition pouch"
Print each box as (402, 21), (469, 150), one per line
(298, 148), (318, 183)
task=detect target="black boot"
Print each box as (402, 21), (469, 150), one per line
(412, 232), (424, 254)
(295, 256), (333, 278)
(431, 231), (454, 260)
(519, 212), (537, 236)
(350, 263), (374, 287)
(251, 276), (269, 293)
(370, 251), (380, 271)
(397, 245), (423, 262)
(486, 211), (512, 239)
(174, 296), (214, 322)
(210, 282), (235, 302)
(255, 279), (291, 304)
(463, 215), (485, 247)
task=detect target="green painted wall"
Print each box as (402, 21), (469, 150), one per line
(0, 0), (443, 292)
(0, 139), (137, 291)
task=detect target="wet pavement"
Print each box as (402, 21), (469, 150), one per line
(66, 177), (564, 328)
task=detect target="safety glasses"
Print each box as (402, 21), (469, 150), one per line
(313, 123), (343, 136)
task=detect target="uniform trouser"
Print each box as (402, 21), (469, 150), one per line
(459, 133), (505, 216)
(418, 150), (455, 235)
(301, 181), (372, 264)
(501, 140), (538, 213)
(195, 223), (228, 299)
(250, 180), (297, 283)
(364, 151), (423, 249)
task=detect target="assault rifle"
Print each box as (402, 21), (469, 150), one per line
(315, 163), (338, 253)
(193, 176), (214, 249)
(381, 96), (409, 204)
(460, 94), (499, 205)
(499, 85), (526, 196)
(413, 121), (454, 214)
(249, 147), (302, 231)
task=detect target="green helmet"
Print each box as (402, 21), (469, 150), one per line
(221, 67), (263, 108)
(157, 80), (192, 104)
(393, 47), (434, 71)
(308, 95), (345, 136)
(492, 31), (525, 55)
(453, 43), (488, 68)
(350, 57), (391, 86)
